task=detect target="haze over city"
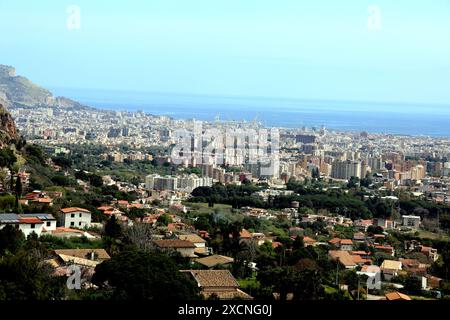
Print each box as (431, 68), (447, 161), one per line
(1, 0), (450, 105)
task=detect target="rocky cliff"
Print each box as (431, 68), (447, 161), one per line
(0, 98), (19, 147)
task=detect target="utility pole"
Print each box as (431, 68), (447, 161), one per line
(357, 277), (360, 300)
(335, 258), (340, 287)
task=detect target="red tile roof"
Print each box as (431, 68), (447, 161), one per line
(239, 229), (252, 239)
(61, 207), (91, 214)
(272, 241), (282, 248)
(303, 236), (316, 243)
(33, 197), (53, 203)
(19, 217), (43, 224)
(97, 206), (113, 211)
(328, 238), (341, 244)
(52, 227), (85, 234)
(385, 292), (411, 301)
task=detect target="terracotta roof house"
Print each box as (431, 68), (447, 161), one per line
(50, 227), (98, 239)
(425, 275), (442, 289)
(359, 264), (381, 275)
(328, 237), (341, 247)
(303, 236), (316, 247)
(32, 197), (53, 206)
(353, 219), (373, 232)
(97, 206), (114, 212)
(54, 249), (111, 262)
(399, 258), (428, 276)
(181, 270), (252, 300)
(239, 229), (252, 239)
(329, 250), (357, 269)
(381, 260), (402, 280)
(351, 251), (372, 259)
(0, 213), (45, 237)
(154, 239), (197, 257)
(353, 232), (366, 242)
(340, 239), (353, 251)
(328, 238), (353, 251)
(272, 241), (283, 249)
(178, 234), (209, 255)
(167, 222), (190, 232)
(420, 246), (439, 262)
(61, 207), (91, 214)
(385, 291), (411, 301)
(60, 207), (92, 229)
(195, 255), (234, 268)
(351, 255), (371, 266)
(52, 249), (110, 269)
(117, 200), (129, 209)
(375, 245), (395, 256)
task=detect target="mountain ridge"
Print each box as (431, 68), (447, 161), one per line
(0, 64), (90, 110)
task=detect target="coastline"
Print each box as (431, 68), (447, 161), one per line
(49, 87), (450, 138)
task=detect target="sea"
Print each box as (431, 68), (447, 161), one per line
(50, 87), (450, 138)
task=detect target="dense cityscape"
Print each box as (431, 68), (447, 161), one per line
(0, 64), (449, 303)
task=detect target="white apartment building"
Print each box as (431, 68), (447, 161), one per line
(368, 156), (385, 171)
(331, 160), (362, 180)
(145, 174), (212, 192)
(402, 215), (421, 229)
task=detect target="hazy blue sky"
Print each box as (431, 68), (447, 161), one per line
(1, 0), (450, 104)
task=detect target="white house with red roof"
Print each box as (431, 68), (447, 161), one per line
(59, 207), (92, 229)
(21, 213), (57, 233)
(0, 213), (56, 237)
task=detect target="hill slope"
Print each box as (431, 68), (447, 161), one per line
(0, 64), (88, 109)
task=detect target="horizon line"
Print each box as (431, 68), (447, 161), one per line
(47, 85), (450, 109)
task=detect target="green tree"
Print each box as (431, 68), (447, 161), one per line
(292, 236), (305, 250)
(104, 215), (123, 239)
(347, 176), (360, 189)
(291, 269), (324, 300)
(257, 266), (295, 301)
(403, 276), (422, 295)
(0, 148), (17, 191)
(92, 249), (200, 300)
(51, 156), (72, 169)
(89, 174), (104, 188)
(15, 176), (22, 208)
(0, 224), (25, 255)
(0, 251), (66, 300)
(157, 214), (173, 226)
(312, 168), (320, 180)
(127, 207), (146, 220)
(24, 144), (46, 166)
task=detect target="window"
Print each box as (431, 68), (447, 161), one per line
(30, 224), (35, 229)
(71, 214), (75, 218)
(79, 213), (82, 218)
(70, 222), (75, 226)
(46, 222), (51, 227)
(79, 222), (82, 226)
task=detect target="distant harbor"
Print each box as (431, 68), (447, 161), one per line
(51, 87), (450, 138)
